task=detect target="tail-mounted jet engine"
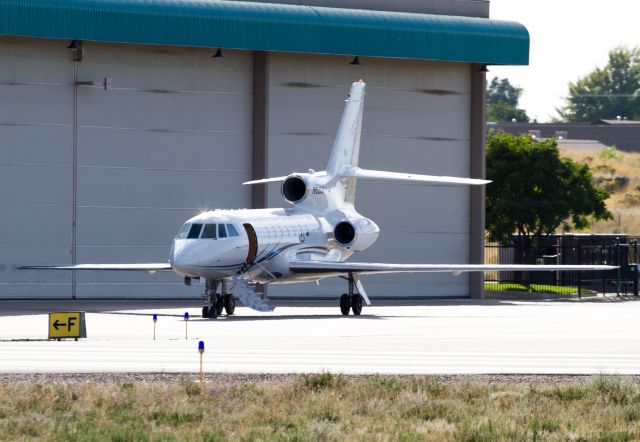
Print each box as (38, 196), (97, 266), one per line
(280, 173), (333, 211)
(333, 217), (379, 251)
(281, 175), (309, 204)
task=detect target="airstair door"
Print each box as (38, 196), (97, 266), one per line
(243, 223), (258, 264)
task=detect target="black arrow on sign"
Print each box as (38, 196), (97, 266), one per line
(53, 319), (67, 330)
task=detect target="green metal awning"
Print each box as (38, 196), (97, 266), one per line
(0, 0), (529, 65)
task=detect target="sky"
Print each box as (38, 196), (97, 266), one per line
(489, 0), (640, 122)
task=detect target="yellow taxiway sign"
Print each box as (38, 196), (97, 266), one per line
(48, 312), (87, 339)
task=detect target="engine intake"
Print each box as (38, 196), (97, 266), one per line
(333, 217), (380, 251)
(334, 221), (356, 246)
(281, 175), (308, 203)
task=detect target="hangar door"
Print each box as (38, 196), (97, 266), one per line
(1, 39), (253, 299)
(0, 38), (74, 298)
(74, 44), (253, 298)
(267, 54), (472, 299)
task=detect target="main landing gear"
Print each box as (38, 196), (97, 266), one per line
(202, 279), (236, 319)
(340, 273), (363, 316)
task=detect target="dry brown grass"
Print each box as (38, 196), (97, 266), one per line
(1, 373), (640, 441)
(562, 147), (640, 235)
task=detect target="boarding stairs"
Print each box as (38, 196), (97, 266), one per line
(230, 274), (274, 312)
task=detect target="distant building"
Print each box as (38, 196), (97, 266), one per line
(489, 120), (640, 151)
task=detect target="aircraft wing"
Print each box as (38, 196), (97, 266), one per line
(18, 263), (173, 272)
(289, 260), (616, 277)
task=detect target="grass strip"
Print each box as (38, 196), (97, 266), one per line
(1, 373), (640, 441)
(484, 282), (589, 295)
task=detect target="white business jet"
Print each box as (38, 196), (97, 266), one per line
(21, 81), (615, 318)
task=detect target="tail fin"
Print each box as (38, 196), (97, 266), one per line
(242, 79), (490, 196)
(326, 80), (365, 203)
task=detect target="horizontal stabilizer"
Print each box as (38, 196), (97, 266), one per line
(243, 176), (287, 185)
(242, 169), (490, 187)
(18, 263), (173, 272)
(290, 260), (616, 276)
(340, 167), (490, 186)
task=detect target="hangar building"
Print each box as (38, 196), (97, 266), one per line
(0, 0), (529, 300)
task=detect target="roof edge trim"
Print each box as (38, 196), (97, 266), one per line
(0, 0), (529, 65)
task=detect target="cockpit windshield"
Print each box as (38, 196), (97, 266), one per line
(176, 222), (240, 239)
(187, 223), (203, 239)
(201, 224), (217, 239)
(176, 223), (190, 239)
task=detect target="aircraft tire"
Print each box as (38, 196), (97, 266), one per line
(210, 301), (218, 318)
(340, 293), (350, 316)
(216, 296), (225, 316)
(351, 294), (362, 316)
(202, 306), (210, 318)
(224, 295), (236, 315)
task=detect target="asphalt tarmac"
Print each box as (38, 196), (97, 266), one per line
(0, 297), (639, 375)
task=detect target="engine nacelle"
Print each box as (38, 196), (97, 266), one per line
(333, 217), (379, 251)
(281, 175), (309, 204)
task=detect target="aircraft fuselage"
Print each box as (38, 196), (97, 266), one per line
(170, 207), (377, 284)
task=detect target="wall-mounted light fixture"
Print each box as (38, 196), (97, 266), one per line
(67, 40), (84, 62)
(75, 77), (112, 91)
(349, 56), (361, 66)
(212, 48), (225, 58)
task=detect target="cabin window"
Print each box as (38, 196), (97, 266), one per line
(187, 223), (203, 239)
(218, 224), (227, 238)
(176, 223), (190, 239)
(201, 224), (217, 239)
(227, 224), (239, 237)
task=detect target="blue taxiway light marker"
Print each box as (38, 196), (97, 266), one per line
(153, 313), (158, 340)
(198, 341), (205, 383)
(184, 312), (189, 320)
(184, 312), (189, 339)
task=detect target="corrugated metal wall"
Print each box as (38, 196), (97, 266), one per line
(1, 38), (475, 300)
(1, 38), (253, 298)
(0, 38), (74, 298)
(266, 54), (471, 298)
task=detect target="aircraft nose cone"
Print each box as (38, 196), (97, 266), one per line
(172, 240), (200, 269)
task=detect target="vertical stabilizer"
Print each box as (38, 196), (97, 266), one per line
(326, 80), (365, 203)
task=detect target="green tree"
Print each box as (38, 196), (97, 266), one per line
(560, 47), (640, 122)
(486, 77), (530, 122)
(486, 131), (612, 250)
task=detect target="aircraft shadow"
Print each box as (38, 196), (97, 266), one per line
(98, 311), (190, 318)
(0, 299), (202, 317)
(1, 296), (637, 318)
(194, 314), (386, 322)
(76, 311), (387, 321)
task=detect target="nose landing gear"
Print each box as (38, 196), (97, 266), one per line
(339, 273), (363, 316)
(340, 294), (350, 315)
(224, 294), (236, 315)
(216, 295), (225, 316)
(202, 279), (236, 319)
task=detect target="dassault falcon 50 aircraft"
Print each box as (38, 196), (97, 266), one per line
(22, 80), (615, 318)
